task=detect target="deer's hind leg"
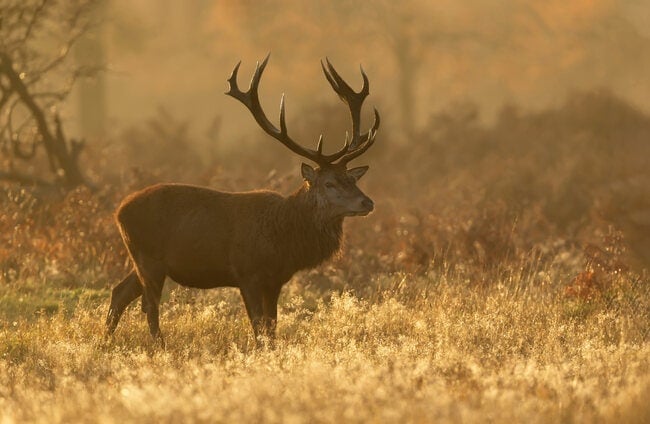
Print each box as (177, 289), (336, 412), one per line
(106, 270), (143, 335)
(131, 255), (167, 343)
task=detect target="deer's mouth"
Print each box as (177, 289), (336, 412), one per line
(338, 209), (371, 218)
(345, 205), (374, 217)
(354, 208), (373, 217)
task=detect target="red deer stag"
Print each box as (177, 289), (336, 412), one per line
(105, 55), (379, 344)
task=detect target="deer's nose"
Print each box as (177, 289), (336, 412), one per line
(361, 198), (374, 212)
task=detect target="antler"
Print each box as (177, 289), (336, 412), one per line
(226, 55), (379, 167)
(321, 60), (379, 141)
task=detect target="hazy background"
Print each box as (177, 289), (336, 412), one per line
(3, 0), (650, 275)
(68, 0), (650, 144)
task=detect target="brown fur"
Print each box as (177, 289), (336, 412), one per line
(118, 183), (344, 286)
(105, 180), (352, 344)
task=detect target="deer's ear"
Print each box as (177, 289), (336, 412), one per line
(347, 166), (369, 181)
(301, 163), (316, 183)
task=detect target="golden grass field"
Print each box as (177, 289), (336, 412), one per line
(0, 268), (648, 423)
(1, 92), (650, 423)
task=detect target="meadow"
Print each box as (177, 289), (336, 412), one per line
(1, 91), (649, 423)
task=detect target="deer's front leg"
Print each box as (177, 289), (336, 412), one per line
(240, 282), (281, 347)
(261, 284), (282, 337)
(240, 283), (265, 345)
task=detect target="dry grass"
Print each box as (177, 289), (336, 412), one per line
(0, 268), (648, 423)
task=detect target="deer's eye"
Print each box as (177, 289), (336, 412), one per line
(325, 182), (335, 189)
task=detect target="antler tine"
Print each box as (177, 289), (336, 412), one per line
(359, 107), (381, 144)
(322, 58), (370, 100)
(337, 108), (381, 165)
(226, 54), (276, 134)
(225, 61), (243, 99)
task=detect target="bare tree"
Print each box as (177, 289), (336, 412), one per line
(0, 0), (102, 188)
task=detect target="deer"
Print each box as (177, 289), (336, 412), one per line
(105, 55), (380, 346)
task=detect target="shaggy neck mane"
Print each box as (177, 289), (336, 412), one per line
(275, 184), (344, 272)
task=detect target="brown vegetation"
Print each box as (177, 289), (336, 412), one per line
(1, 89), (649, 298)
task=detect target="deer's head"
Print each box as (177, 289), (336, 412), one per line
(226, 55), (379, 219)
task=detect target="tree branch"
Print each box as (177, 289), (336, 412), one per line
(18, 0), (50, 46)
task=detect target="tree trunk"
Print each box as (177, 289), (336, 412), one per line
(393, 32), (418, 139)
(74, 2), (107, 139)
